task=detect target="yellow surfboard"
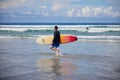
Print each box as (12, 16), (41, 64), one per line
(36, 34), (77, 44)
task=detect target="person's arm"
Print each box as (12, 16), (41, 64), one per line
(52, 31), (57, 43)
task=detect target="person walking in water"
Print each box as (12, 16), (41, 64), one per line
(50, 26), (62, 56)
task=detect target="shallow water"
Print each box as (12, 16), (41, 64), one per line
(0, 39), (120, 80)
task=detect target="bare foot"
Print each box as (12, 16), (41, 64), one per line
(55, 54), (59, 56)
(59, 53), (63, 56)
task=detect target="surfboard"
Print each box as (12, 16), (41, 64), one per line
(36, 34), (77, 44)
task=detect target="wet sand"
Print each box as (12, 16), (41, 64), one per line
(0, 39), (120, 80)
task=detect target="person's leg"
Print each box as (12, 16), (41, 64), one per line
(50, 43), (62, 56)
(50, 43), (55, 51)
(54, 43), (61, 56)
(56, 48), (63, 56)
(55, 48), (59, 56)
(50, 46), (59, 56)
(50, 47), (55, 51)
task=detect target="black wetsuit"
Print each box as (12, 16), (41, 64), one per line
(52, 30), (60, 43)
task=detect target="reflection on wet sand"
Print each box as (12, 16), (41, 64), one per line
(37, 57), (77, 79)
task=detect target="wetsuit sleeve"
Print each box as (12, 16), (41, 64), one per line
(52, 31), (57, 43)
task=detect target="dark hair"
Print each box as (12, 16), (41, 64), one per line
(54, 26), (58, 30)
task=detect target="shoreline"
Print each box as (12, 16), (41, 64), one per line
(0, 39), (120, 80)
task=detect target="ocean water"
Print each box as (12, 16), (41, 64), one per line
(0, 23), (120, 42)
(0, 23), (120, 80)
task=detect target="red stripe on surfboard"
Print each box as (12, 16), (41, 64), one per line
(60, 35), (77, 44)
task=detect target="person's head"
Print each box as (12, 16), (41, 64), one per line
(54, 26), (58, 30)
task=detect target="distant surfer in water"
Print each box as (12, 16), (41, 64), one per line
(86, 27), (89, 32)
(50, 26), (63, 56)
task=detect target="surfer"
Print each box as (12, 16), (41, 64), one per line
(86, 27), (89, 32)
(50, 26), (62, 56)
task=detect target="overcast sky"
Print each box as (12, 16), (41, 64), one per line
(0, 0), (120, 23)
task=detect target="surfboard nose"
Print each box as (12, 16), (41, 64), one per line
(75, 36), (78, 41)
(71, 36), (78, 42)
